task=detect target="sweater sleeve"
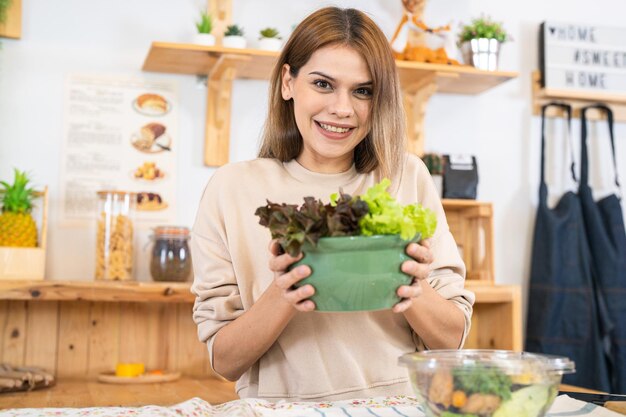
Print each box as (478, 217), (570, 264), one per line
(409, 155), (476, 349)
(190, 172), (244, 375)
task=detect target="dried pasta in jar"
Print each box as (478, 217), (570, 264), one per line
(95, 191), (137, 281)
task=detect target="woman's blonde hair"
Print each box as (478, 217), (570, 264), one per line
(258, 7), (406, 179)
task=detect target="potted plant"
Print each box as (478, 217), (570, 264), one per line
(193, 10), (215, 46)
(258, 27), (282, 51)
(0, 0), (11, 25)
(255, 180), (437, 311)
(458, 16), (511, 71)
(223, 24), (246, 49)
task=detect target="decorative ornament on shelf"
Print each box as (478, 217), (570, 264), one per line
(193, 10), (215, 46)
(258, 27), (282, 51)
(390, 0), (460, 65)
(223, 24), (246, 49)
(458, 15), (511, 71)
(0, 168), (38, 247)
(0, 168), (48, 281)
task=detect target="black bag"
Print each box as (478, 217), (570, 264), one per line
(442, 154), (478, 199)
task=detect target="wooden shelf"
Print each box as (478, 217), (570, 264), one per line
(142, 42), (517, 166)
(0, 279), (508, 304)
(0, 280), (194, 303)
(143, 43), (279, 79)
(0, 377), (237, 409)
(531, 71), (626, 122)
(142, 42), (516, 93)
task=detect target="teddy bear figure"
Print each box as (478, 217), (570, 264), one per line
(390, 0), (460, 65)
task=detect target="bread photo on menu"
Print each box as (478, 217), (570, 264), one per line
(135, 93), (168, 115)
(133, 122), (168, 152)
(136, 192), (168, 211)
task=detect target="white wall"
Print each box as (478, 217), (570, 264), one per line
(1, 0), (624, 313)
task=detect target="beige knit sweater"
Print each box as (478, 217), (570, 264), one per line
(191, 154), (475, 401)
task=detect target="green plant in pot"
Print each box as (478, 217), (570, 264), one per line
(258, 27), (282, 51)
(458, 15), (511, 71)
(255, 179), (437, 312)
(223, 24), (246, 49)
(193, 10), (215, 46)
(0, 0), (13, 47)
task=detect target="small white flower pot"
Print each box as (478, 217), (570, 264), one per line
(222, 35), (247, 49)
(193, 33), (216, 46)
(258, 37), (282, 51)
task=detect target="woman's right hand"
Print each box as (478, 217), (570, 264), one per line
(268, 240), (316, 312)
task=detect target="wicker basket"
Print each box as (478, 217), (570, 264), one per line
(0, 187), (48, 281)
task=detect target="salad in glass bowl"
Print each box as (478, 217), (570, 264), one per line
(398, 349), (575, 417)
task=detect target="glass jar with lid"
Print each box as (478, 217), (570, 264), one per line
(150, 226), (193, 282)
(95, 190), (136, 281)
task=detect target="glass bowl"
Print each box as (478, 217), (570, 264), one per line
(398, 349), (575, 417)
(291, 234), (418, 312)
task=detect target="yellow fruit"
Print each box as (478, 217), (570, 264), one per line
(0, 212), (38, 247)
(0, 169), (40, 248)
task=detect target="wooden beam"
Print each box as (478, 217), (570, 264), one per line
(203, 55), (249, 166)
(208, 0), (231, 45)
(403, 75), (437, 157)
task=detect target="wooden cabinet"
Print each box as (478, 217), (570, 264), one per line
(0, 279), (521, 384)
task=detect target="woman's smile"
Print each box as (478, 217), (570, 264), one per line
(314, 120), (356, 139)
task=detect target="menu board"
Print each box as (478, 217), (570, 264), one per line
(540, 22), (626, 97)
(59, 73), (178, 227)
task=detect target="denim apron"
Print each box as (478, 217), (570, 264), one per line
(525, 103), (611, 392)
(579, 105), (626, 393)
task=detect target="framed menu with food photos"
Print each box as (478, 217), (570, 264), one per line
(59, 73), (178, 227)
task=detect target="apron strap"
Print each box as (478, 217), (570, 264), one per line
(540, 102), (575, 202)
(580, 104), (622, 197)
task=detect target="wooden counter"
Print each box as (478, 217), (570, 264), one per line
(2, 379), (624, 414)
(0, 377), (237, 409)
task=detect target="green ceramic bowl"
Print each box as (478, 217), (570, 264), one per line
(291, 234), (418, 312)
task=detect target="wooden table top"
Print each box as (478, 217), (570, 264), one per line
(0, 377), (238, 409)
(1, 378), (623, 415)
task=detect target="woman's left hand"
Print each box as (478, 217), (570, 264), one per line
(393, 240), (433, 313)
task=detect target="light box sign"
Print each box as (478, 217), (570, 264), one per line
(539, 22), (626, 97)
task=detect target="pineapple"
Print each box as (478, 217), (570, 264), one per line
(0, 169), (39, 247)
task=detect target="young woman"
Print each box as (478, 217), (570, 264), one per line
(191, 7), (474, 401)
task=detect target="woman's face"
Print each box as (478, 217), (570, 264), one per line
(281, 44), (373, 173)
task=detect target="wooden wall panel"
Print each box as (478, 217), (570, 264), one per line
(56, 302), (90, 377)
(24, 301), (59, 374)
(1, 301), (27, 366)
(118, 303), (149, 364)
(87, 302), (120, 377)
(177, 303), (211, 377)
(145, 303), (166, 371)
(163, 303), (180, 372)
